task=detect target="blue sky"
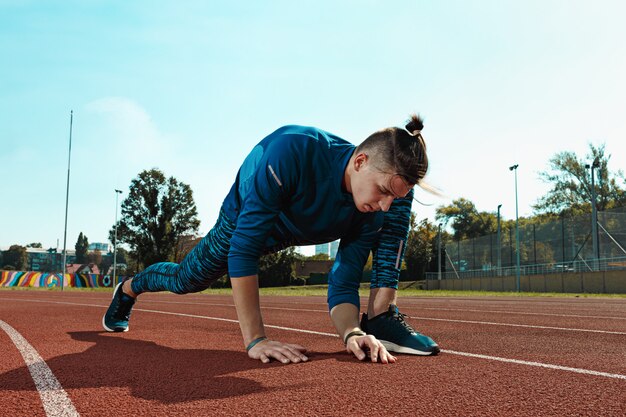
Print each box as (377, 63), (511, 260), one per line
(1, 1), (625, 255)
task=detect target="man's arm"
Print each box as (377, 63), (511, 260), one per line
(231, 274), (308, 364)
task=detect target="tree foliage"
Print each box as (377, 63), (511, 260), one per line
(75, 232), (89, 264)
(306, 253), (330, 261)
(111, 169), (201, 268)
(403, 213), (440, 279)
(258, 247), (302, 287)
(435, 198), (497, 240)
(534, 143), (626, 216)
(2, 245), (28, 270)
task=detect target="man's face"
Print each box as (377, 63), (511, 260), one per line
(350, 155), (413, 213)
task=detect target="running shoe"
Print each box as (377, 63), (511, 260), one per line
(360, 304), (440, 355)
(102, 281), (136, 332)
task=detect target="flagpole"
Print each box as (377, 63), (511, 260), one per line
(61, 110), (73, 291)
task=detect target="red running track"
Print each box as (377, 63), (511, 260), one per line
(1, 290), (625, 416)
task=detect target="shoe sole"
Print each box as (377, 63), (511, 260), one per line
(380, 340), (440, 356)
(102, 282), (130, 333)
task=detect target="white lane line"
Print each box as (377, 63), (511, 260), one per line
(138, 299), (626, 322)
(443, 350), (626, 380)
(416, 307), (626, 321)
(0, 320), (80, 417)
(128, 296), (626, 321)
(133, 308), (338, 338)
(2, 296), (624, 335)
(136, 299), (329, 313)
(411, 316), (626, 336)
(2, 297), (626, 381)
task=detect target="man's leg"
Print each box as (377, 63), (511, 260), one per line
(103, 209), (235, 332)
(367, 287), (397, 316)
(362, 190), (439, 355)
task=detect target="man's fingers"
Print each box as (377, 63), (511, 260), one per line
(277, 346), (305, 363)
(347, 342), (367, 361)
(249, 340), (309, 364)
(285, 345), (309, 361)
(364, 340), (380, 363)
(267, 350), (291, 364)
(286, 343), (307, 353)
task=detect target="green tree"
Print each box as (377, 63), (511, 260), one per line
(75, 232), (89, 264)
(435, 198), (497, 240)
(534, 143), (626, 216)
(403, 214), (439, 279)
(306, 253), (330, 261)
(2, 245), (28, 270)
(258, 247), (300, 287)
(87, 249), (103, 267)
(110, 169), (201, 268)
(26, 242), (42, 248)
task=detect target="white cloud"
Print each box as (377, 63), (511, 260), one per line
(85, 96), (172, 160)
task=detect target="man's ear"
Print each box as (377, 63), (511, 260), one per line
(354, 153), (368, 171)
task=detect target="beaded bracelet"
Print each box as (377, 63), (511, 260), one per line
(246, 336), (268, 352)
(343, 330), (366, 345)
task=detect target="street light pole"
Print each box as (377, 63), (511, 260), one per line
(497, 204), (502, 276)
(112, 189), (123, 289)
(585, 160), (600, 270)
(437, 223), (442, 281)
(509, 164), (521, 292)
(61, 110), (73, 291)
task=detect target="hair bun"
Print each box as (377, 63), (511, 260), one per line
(405, 113), (424, 136)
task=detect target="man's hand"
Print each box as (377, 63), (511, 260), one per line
(247, 339), (308, 364)
(345, 334), (397, 364)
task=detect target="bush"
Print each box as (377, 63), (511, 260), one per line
(208, 275), (231, 289)
(289, 276), (307, 286)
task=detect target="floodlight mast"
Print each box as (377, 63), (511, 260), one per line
(585, 160), (600, 269)
(509, 164), (520, 292)
(61, 111), (73, 291)
(112, 189), (123, 289)
(497, 204), (502, 276)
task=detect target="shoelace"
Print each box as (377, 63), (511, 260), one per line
(112, 294), (134, 321)
(392, 311), (416, 333)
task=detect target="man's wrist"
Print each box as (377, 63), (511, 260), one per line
(343, 330), (366, 345)
(246, 336), (268, 351)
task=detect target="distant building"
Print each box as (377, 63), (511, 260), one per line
(330, 240), (339, 259)
(88, 242), (111, 252)
(315, 243), (330, 257)
(295, 260), (334, 278)
(24, 248), (76, 272)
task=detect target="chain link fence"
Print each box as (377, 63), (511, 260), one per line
(428, 206), (626, 280)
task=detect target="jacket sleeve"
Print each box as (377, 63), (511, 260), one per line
(327, 214), (383, 310)
(228, 136), (298, 277)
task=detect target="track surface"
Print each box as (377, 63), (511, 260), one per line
(1, 290), (625, 416)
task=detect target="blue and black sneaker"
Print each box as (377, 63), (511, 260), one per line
(360, 304), (440, 356)
(102, 281), (136, 332)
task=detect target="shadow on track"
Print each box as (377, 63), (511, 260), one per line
(0, 331), (294, 403)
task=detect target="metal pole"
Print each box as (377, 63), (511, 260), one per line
(590, 161), (600, 269)
(61, 110), (73, 291)
(113, 189), (123, 288)
(437, 223), (442, 281)
(497, 204), (502, 276)
(509, 164), (521, 292)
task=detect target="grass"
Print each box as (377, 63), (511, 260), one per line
(2, 284), (625, 298)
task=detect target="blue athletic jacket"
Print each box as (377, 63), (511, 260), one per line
(221, 125), (411, 310)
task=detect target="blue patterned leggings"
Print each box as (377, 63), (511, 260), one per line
(130, 195), (411, 295)
(370, 189), (413, 289)
(130, 209), (236, 295)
